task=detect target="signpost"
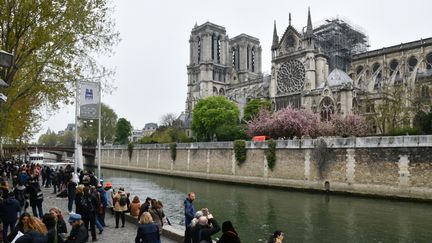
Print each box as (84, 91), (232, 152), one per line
(74, 81), (102, 182)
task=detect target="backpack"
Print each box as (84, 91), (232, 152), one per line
(119, 194), (127, 206)
(80, 196), (95, 213)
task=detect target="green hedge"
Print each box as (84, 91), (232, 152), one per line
(234, 140), (247, 166)
(127, 142), (134, 160)
(169, 143), (177, 161)
(266, 139), (276, 170)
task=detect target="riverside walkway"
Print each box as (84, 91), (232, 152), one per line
(40, 187), (178, 243)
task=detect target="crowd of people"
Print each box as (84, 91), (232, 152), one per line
(0, 158), (284, 243)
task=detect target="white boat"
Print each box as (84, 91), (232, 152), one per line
(28, 151), (44, 165)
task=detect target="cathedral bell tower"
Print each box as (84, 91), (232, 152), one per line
(185, 22), (230, 115)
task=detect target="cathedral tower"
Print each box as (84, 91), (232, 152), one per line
(185, 22), (231, 115)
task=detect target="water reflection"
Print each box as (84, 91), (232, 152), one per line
(100, 168), (432, 242)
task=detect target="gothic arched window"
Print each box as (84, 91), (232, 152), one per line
(236, 48), (240, 70)
(408, 56), (418, 72)
(426, 53), (432, 70)
(356, 65), (364, 75)
(217, 37), (221, 64)
(247, 45), (250, 71)
(219, 88), (225, 95)
(251, 47), (256, 72)
(197, 37), (201, 63)
(232, 47), (236, 69)
(320, 97), (335, 121)
(211, 34), (216, 61)
(286, 35), (295, 48)
(389, 59), (399, 76)
(213, 87), (218, 95)
(372, 63), (382, 89)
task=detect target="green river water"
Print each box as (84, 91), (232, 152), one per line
(100, 168), (432, 242)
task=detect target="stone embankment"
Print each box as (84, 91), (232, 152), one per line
(40, 187), (181, 242)
(100, 135), (432, 200)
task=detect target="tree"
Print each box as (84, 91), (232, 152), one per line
(192, 96), (240, 141)
(114, 118), (132, 145)
(0, 0), (119, 148)
(243, 99), (271, 122)
(247, 106), (371, 138)
(38, 130), (58, 146)
(78, 103), (117, 145)
(160, 113), (179, 127)
(367, 86), (413, 134)
(101, 104), (118, 145)
(413, 107), (432, 134)
(58, 131), (74, 146)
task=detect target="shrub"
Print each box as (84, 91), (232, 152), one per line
(388, 126), (421, 136)
(266, 139), (277, 170)
(215, 124), (248, 141)
(169, 143), (177, 161)
(233, 140), (247, 166)
(127, 142), (134, 161)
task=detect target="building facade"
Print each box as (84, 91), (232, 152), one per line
(185, 10), (432, 133)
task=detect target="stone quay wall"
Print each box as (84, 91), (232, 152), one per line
(99, 135), (432, 200)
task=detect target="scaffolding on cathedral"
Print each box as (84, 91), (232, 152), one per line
(314, 18), (370, 72)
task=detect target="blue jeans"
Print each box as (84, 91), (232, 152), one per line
(96, 217), (103, 232)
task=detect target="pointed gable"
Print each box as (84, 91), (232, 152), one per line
(278, 20), (303, 54)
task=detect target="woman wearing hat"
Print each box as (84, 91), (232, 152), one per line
(66, 213), (88, 243)
(104, 182), (114, 215)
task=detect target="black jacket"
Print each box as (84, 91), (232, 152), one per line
(135, 223), (161, 243)
(0, 196), (21, 222)
(66, 224), (88, 243)
(191, 218), (221, 243)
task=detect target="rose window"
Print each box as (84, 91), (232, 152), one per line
(276, 60), (305, 94)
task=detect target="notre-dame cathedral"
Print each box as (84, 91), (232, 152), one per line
(184, 9), (432, 133)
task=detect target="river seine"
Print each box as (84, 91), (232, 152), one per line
(100, 168), (432, 242)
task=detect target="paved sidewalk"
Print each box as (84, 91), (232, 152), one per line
(40, 187), (177, 243)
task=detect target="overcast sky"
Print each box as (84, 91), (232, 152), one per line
(35, 0), (432, 140)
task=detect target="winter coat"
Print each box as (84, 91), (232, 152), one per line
(66, 224), (88, 243)
(105, 188), (114, 208)
(113, 191), (128, 212)
(96, 188), (107, 208)
(14, 185), (27, 206)
(27, 182), (43, 206)
(0, 196), (21, 222)
(135, 223), (161, 243)
(191, 218), (221, 243)
(149, 208), (165, 234)
(217, 231), (241, 243)
(129, 202), (141, 217)
(15, 230), (48, 243)
(184, 198), (195, 227)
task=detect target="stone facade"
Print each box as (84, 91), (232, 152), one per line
(184, 10), (432, 131)
(99, 135), (432, 200)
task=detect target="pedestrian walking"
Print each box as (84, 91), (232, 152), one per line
(113, 187), (128, 228)
(66, 213), (88, 243)
(0, 191), (22, 240)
